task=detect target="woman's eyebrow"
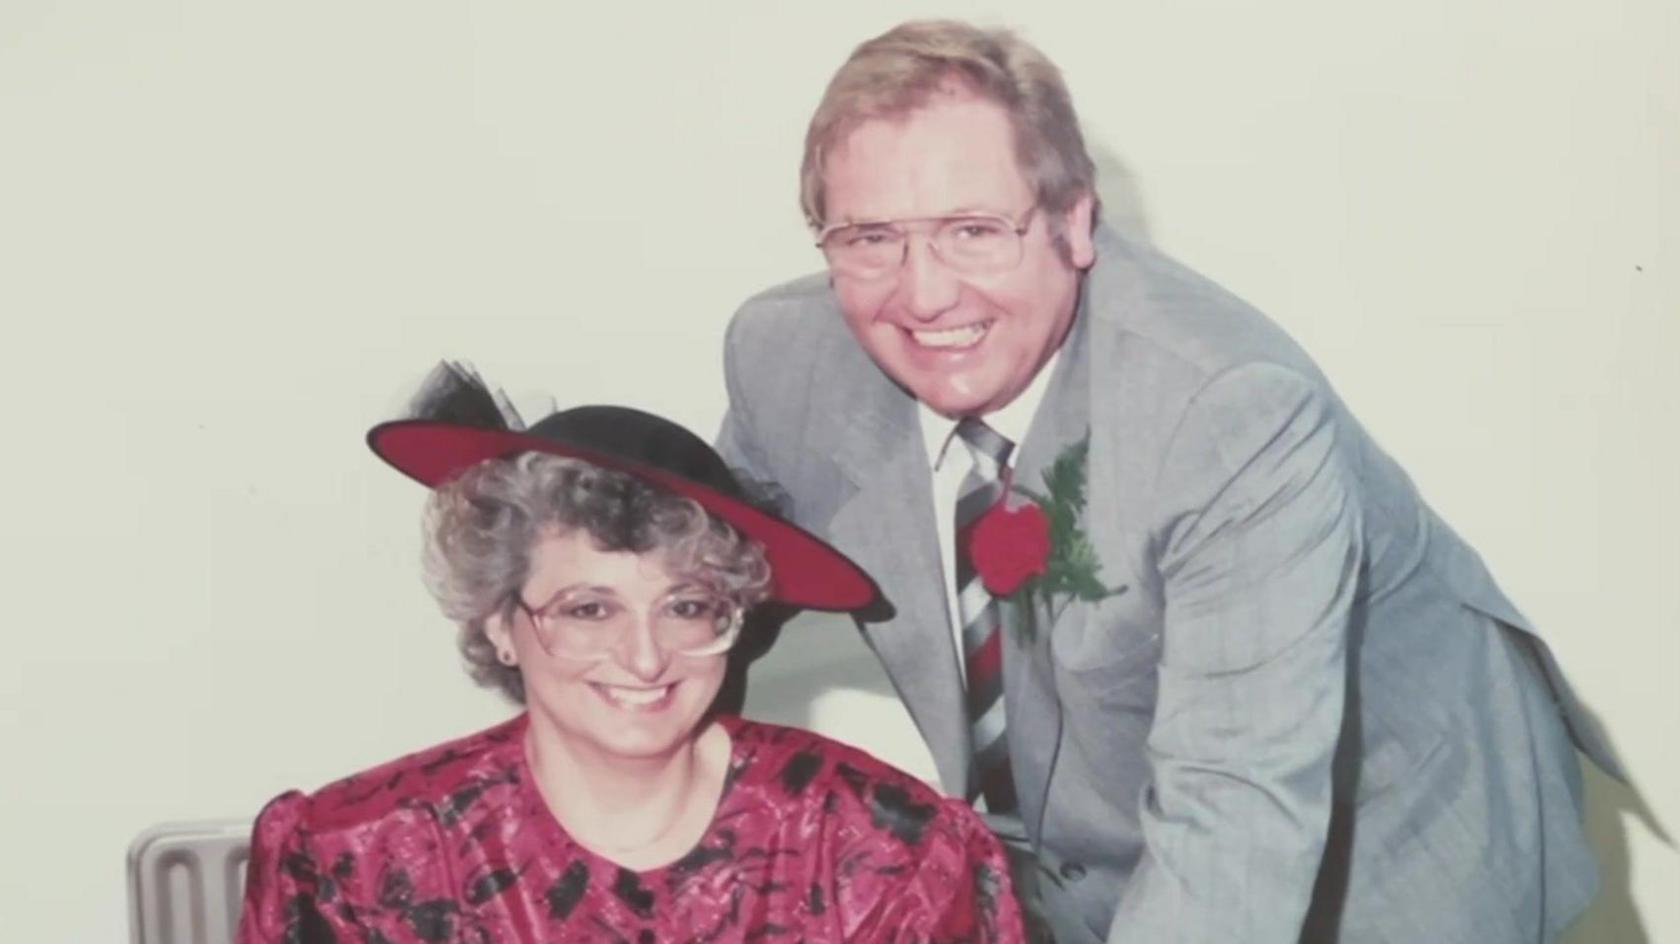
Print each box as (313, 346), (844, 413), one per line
(526, 583), (605, 609)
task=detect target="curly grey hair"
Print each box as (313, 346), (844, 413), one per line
(422, 452), (773, 703)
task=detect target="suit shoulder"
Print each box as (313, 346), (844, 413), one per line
(738, 269), (833, 311)
(1091, 231), (1327, 389)
(727, 271), (848, 352)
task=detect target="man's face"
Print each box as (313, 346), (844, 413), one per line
(821, 93), (1095, 418)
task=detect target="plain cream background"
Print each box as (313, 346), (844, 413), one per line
(1, 1), (1674, 940)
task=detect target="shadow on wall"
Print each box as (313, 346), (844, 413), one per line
(1566, 744), (1671, 941)
(1089, 139), (1152, 245)
(738, 609), (939, 784)
(739, 609), (907, 715)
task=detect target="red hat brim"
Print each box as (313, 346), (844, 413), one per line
(368, 420), (878, 612)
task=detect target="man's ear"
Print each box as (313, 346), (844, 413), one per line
(1061, 190), (1097, 270)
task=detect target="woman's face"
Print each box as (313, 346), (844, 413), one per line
(490, 528), (729, 764)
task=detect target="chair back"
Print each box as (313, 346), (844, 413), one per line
(127, 820), (251, 944)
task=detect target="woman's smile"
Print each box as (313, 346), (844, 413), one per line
(590, 681), (678, 710)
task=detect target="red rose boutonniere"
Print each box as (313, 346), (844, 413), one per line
(970, 496), (1052, 596)
(964, 433), (1126, 643)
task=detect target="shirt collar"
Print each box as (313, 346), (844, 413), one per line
(918, 349), (1062, 472)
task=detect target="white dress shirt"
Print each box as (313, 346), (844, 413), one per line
(916, 353), (1060, 685)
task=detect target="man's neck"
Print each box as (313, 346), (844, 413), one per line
(919, 348), (1062, 470)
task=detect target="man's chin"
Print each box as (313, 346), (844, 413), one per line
(905, 377), (1007, 419)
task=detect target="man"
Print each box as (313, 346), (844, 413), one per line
(718, 20), (1618, 942)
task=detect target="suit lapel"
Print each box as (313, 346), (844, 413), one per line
(1005, 295), (1097, 836)
(806, 248), (1112, 807)
(825, 374), (974, 795)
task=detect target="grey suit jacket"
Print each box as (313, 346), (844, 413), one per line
(718, 226), (1616, 942)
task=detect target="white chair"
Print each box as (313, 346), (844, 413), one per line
(127, 820), (251, 944)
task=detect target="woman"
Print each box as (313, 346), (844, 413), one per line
(236, 363), (1024, 943)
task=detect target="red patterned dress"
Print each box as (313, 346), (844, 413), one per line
(237, 714), (1024, 942)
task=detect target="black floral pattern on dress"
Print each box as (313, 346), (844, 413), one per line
(237, 715), (1024, 943)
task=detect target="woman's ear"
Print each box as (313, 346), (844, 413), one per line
(485, 611), (517, 666)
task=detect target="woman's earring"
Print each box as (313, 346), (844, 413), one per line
(497, 649), (516, 666)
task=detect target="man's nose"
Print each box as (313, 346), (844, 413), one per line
(898, 237), (962, 321)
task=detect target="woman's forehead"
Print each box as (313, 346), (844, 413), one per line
(527, 530), (704, 595)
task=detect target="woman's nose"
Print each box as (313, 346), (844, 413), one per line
(612, 614), (672, 681)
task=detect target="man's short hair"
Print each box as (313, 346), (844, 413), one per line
(800, 20), (1099, 241)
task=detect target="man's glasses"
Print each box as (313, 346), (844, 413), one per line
(513, 591), (743, 662)
(816, 208), (1037, 280)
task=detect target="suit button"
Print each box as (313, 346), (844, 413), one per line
(1059, 861), (1087, 882)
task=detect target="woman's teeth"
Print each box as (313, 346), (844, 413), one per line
(599, 684), (673, 708)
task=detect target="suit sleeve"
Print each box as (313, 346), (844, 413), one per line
(1108, 362), (1359, 941)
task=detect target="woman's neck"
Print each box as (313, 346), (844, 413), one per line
(524, 717), (729, 871)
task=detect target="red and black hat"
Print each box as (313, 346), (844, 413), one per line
(367, 364), (876, 612)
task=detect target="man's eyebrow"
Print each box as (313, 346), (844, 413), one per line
(837, 207), (1007, 226)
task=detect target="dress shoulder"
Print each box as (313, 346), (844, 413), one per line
(721, 717), (1027, 942)
(300, 714), (526, 831)
(235, 716), (529, 944)
(727, 717), (948, 803)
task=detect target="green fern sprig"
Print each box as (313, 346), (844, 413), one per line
(1005, 433), (1126, 641)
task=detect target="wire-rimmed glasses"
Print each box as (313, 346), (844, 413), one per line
(513, 590), (743, 662)
(815, 207), (1037, 280)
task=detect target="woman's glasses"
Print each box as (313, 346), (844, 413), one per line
(512, 590), (743, 662)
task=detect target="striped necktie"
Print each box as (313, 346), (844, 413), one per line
(953, 417), (1018, 813)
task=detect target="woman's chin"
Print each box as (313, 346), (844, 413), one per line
(541, 687), (713, 762)
(575, 719), (704, 763)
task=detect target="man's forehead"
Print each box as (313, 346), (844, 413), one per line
(822, 96), (1033, 223)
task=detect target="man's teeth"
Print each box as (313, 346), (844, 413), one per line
(603, 685), (672, 707)
(912, 324), (987, 348)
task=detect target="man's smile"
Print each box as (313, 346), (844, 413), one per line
(907, 321), (992, 350)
